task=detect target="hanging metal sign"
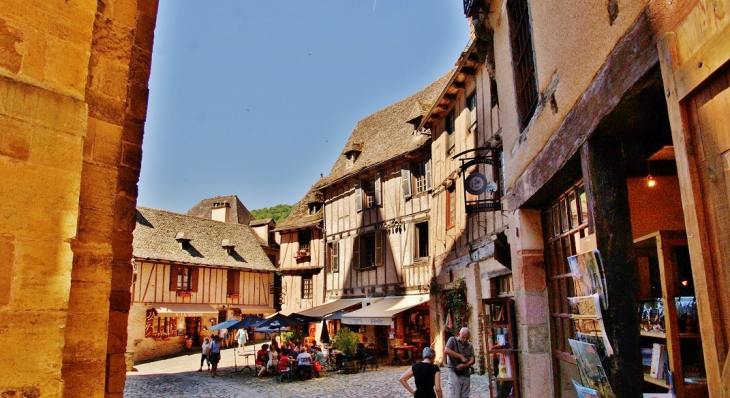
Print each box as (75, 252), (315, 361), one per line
(465, 173), (488, 195)
(452, 146), (503, 214)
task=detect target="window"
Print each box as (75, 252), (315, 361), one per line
(298, 230), (311, 254)
(346, 152), (359, 168)
(308, 203), (321, 215)
(355, 173), (381, 211)
(302, 275), (313, 299)
(467, 92), (477, 131)
(227, 269), (240, 296)
(446, 112), (455, 155)
(353, 231), (384, 269)
(507, 0), (538, 129)
(328, 242), (339, 273)
(543, 182), (589, 361)
(495, 274), (514, 296)
(413, 159), (427, 195)
(169, 266), (198, 292)
(365, 180), (376, 208)
(415, 222), (429, 258)
(446, 185), (456, 229)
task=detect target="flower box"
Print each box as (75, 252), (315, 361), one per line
(227, 293), (239, 299)
(177, 291), (192, 297)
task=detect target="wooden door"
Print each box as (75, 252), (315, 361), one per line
(658, 2), (730, 396)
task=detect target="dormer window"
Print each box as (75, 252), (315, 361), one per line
(344, 142), (363, 168)
(175, 232), (191, 249)
(308, 203), (322, 215)
(346, 151), (359, 168)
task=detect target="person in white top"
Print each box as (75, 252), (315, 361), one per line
(199, 337), (211, 372)
(236, 328), (247, 353)
(296, 351), (313, 378)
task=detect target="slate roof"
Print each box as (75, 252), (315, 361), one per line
(274, 186), (324, 231)
(186, 195), (253, 225)
(134, 207), (276, 272)
(249, 218), (274, 227)
(316, 71), (452, 188)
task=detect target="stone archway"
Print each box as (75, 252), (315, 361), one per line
(0, 1), (159, 397)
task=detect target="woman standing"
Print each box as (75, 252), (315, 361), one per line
(399, 347), (442, 398)
(208, 335), (222, 377)
(236, 328), (247, 353)
(198, 337), (211, 372)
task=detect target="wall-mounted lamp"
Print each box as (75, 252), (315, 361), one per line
(646, 174), (657, 188)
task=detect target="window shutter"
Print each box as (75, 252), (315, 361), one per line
(401, 163), (412, 200)
(375, 231), (384, 266)
(374, 172), (382, 206)
(355, 180), (363, 212)
(352, 236), (360, 269)
(333, 242), (339, 273)
(169, 266), (178, 291)
(425, 156), (432, 192)
(227, 270), (235, 294)
(190, 268), (199, 292)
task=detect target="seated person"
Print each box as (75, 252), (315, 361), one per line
(355, 343), (365, 370)
(312, 346), (326, 367)
(296, 350), (313, 378)
(278, 349), (290, 373)
(308, 340), (318, 354)
(259, 346), (279, 376)
(256, 344), (270, 370)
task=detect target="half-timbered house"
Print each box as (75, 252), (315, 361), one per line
(312, 73), (451, 358)
(419, 39), (511, 372)
(127, 207), (276, 362)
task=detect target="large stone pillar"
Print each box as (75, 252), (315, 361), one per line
(510, 209), (553, 398)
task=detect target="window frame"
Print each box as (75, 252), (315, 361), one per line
(301, 275), (313, 299)
(226, 269), (240, 296)
(446, 185), (456, 230)
(415, 221), (429, 259)
(507, 0), (538, 130)
(365, 179), (376, 209)
(328, 241), (340, 273)
(413, 159), (427, 195)
(467, 92), (477, 131)
(354, 231), (384, 270)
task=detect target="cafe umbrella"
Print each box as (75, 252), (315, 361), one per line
(207, 318), (241, 372)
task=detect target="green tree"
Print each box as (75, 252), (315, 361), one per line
(250, 204), (293, 223)
(331, 328), (359, 358)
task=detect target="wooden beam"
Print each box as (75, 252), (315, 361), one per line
(674, 21), (730, 101)
(506, 2), (697, 210)
(444, 93), (457, 100)
(581, 138), (643, 398)
(452, 81), (466, 89)
(461, 67), (476, 76)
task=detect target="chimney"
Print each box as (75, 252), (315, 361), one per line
(211, 201), (230, 222)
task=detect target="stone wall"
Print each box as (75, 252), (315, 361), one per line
(0, 1), (158, 397)
(126, 304), (190, 363)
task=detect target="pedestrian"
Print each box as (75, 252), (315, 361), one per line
(209, 335), (222, 377)
(198, 337), (211, 372)
(444, 327), (475, 398)
(399, 347), (443, 398)
(236, 328), (247, 353)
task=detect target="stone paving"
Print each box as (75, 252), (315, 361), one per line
(125, 344), (493, 398)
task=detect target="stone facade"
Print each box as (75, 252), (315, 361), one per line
(0, 1), (158, 397)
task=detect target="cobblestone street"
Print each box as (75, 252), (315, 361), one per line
(124, 345), (492, 398)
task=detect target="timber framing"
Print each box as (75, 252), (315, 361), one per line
(505, 2), (697, 210)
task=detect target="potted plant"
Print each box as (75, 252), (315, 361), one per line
(331, 328), (360, 373)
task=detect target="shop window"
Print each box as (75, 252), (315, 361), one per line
(328, 241), (340, 273)
(543, 182), (588, 360)
(227, 269), (240, 296)
(415, 222), (429, 258)
(353, 231), (385, 269)
(446, 112), (455, 155)
(146, 313), (177, 339)
(507, 0), (538, 130)
(446, 185), (456, 229)
(169, 266), (198, 292)
(467, 92), (477, 131)
(302, 275), (313, 299)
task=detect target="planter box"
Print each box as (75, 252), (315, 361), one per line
(177, 291), (192, 297)
(227, 293), (239, 299)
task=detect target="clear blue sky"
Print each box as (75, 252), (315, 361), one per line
(138, 1), (471, 213)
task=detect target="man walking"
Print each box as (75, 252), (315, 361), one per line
(444, 327), (475, 398)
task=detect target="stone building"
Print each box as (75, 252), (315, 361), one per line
(128, 206), (276, 362)
(463, 0), (730, 397)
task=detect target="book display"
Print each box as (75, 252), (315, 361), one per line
(483, 298), (519, 398)
(634, 231), (708, 398)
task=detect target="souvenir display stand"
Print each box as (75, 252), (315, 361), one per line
(483, 297), (519, 398)
(634, 230), (707, 398)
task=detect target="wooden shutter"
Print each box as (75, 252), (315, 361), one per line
(375, 231), (384, 266)
(169, 266), (178, 291)
(355, 180), (363, 212)
(401, 163), (412, 200)
(425, 156), (432, 192)
(332, 242), (339, 273)
(352, 236), (360, 269)
(227, 269), (240, 294)
(374, 172), (382, 206)
(190, 268), (199, 292)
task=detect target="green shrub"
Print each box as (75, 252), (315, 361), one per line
(281, 330), (305, 345)
(331, 327), (359, 358)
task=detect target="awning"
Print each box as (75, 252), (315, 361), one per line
(233, 305), (276, 315)
(153, 303), (218, 317)
(341, 294), (430, 325)
(296, 299), (364, 318)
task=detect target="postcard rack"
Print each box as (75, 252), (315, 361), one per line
(483, 297), (519, 398)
